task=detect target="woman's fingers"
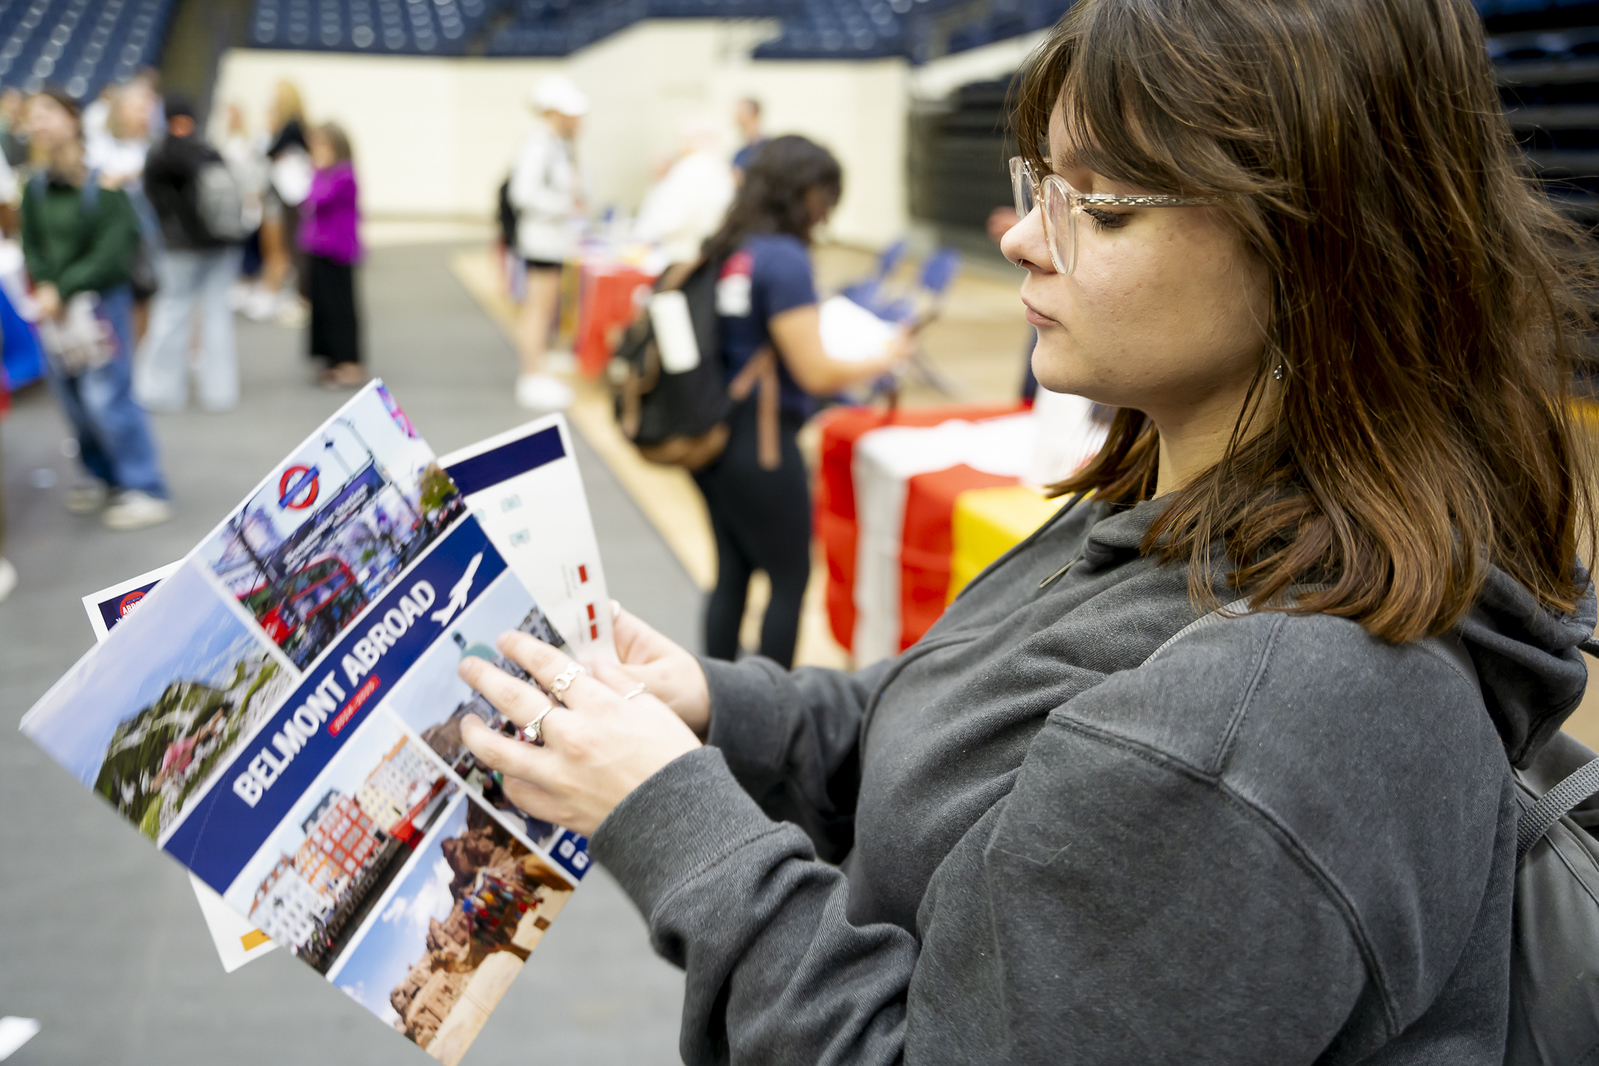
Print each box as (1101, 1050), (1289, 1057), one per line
(457, 655), (553, 729)
(459, 713), (550, 779)
(495, 630), (612, 709)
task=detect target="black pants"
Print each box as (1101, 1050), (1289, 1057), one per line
(692, 399), (811, 669)
(307, 254), (360, 366)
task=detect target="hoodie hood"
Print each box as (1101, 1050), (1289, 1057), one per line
(1461, 563), (1595, 768)
(1071, 495), (1594, 767)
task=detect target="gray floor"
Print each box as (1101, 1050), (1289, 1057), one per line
(0, 244), (697, 1064)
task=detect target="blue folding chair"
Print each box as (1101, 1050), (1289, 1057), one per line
(841, 237), (910, 312)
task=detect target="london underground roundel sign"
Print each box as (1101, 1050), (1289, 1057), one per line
(279, 465), (321, 510)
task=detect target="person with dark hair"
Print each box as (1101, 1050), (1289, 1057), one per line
(299, 121), (362, 388)
(136, 94), (243, 412)
(22, 87), (170, 531)
(454, 0), (1599, 1061)
(730, 97), (765, 178)
(694, 134), (909, 668)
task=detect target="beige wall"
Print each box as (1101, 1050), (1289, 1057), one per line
(212, 25), (910, 247)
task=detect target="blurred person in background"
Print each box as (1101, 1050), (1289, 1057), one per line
(21, 88), (170, 531)
(88, 79), (161, 339)
(215, 101), (266, 305)
(0, 368), (13, 603)
(508, 74), (587, 412)
(300, 122), (363, 389)
(634, 115), (736, 266)
(694, 135), (910, 668)
(251, 80), (309, 324)
(0, 88), (27, 167)
(136, 94), (243, 413)
(730, 97), (765, 180)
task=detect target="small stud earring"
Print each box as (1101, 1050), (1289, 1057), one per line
(1272, 362), (1286, 382)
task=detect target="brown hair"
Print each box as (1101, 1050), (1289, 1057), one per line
(1014, 0), (1597, 642)
(315, 121), (353, 165)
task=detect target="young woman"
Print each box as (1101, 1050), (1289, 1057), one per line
(694, 135), (908, 668)
(251, 80), (308, 322)
(22, 88), (171, 532)
(300, 122), (363, 388)
(457, 0), (1596, 1061)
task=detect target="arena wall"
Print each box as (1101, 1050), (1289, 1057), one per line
(213, 23), (911, 248)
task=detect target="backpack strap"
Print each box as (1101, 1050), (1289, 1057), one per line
(1517, 757), (1599, 862)
(728, 346), (780, 471)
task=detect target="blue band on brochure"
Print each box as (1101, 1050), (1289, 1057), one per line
(166, 518), (508, 893)
(444, 426), (565, 496)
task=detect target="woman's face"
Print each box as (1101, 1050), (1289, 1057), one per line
(309, 131), (334, 169)
(1000, 105), (1270, 425)
(25, 96), (77, 154)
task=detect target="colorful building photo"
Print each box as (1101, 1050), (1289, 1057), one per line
(327, 794), (575, 1065)
(21, 562), (294, 842)
(224, 714), (457, 974)
(380, 570), (567, 849)
(198, 389), (467, 670)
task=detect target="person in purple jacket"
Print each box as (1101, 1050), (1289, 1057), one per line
(299, 122), (363, 389)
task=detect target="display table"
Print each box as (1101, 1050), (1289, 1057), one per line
(574, 260), (656, 379)
(948, 485), (1067, 600)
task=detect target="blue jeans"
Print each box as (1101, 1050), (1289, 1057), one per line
(46, 285), (168, 497)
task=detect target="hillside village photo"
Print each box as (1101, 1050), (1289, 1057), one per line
(22, 562), (295, 842)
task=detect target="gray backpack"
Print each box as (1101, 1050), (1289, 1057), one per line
(1150, 599), (1599, 1065)
(194, 161), (248, 243)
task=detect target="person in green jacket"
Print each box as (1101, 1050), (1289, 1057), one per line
(21, 86), (169, 531)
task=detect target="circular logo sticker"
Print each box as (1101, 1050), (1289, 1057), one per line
(278, 465), (321, 510)
(118, 589), (146, 617)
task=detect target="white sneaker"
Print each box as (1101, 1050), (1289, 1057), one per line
(243, 288), (279, 321)
(103, 490), (173, 532)
(515, 372), (573, 412)
(0, 558), (16, 604)
(64, 480), (109, 514)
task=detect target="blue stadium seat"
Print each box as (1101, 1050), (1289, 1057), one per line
(0, 0), (176, 100)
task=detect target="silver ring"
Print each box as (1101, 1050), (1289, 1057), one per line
(623, 682), (649, 700)
(522, 704), (555, 746)
(548, 662), (586, 703)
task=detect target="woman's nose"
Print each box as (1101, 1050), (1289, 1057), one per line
(1000, 206), (1052, 272)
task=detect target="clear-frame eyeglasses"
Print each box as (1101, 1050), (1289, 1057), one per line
(1009, 156), (1218, 275)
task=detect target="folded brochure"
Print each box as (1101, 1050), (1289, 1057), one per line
(26, 384), (609, 1063)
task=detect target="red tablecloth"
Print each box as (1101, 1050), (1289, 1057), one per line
(815, 402), (1028, 653)
(575, 262), (655, 379)
(899, 464), (1018, 649)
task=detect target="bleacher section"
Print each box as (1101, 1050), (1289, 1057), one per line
(248, 0), (496, 54)
(0, 0), (176, 98)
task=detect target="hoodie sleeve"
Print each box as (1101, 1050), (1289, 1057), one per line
(592, 631), (1374, 1066)
(701, 656), (890, 862)
(57, 186), (138, 300)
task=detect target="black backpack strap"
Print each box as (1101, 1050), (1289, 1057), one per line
(1517, 757), (1599, 862)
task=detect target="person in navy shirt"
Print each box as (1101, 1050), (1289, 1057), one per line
(730, 98), (766, 179)
(695, 135), (909, 668)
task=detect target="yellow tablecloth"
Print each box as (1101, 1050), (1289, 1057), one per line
(948, 485), (1067, 602)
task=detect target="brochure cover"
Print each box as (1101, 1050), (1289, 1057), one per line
(82, 414), (616, 977)
(25, 385), (593, 1063)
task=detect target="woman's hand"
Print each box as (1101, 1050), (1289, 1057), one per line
(601, 601), (711, 737)
(457, 631), (702, 837)
(33, 282), (60, 319)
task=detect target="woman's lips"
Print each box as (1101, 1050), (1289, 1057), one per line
(1022, 299), (1059, 327)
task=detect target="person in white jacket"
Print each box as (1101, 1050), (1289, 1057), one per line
(634, 116), (736, 266)
(508, 74), (587, 412)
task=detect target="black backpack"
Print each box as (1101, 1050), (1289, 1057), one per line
(1150, 597), (1599, 1064)
(609, 257), (779, 471)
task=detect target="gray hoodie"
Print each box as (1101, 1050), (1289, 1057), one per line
(590, 494), (1595, 1064)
